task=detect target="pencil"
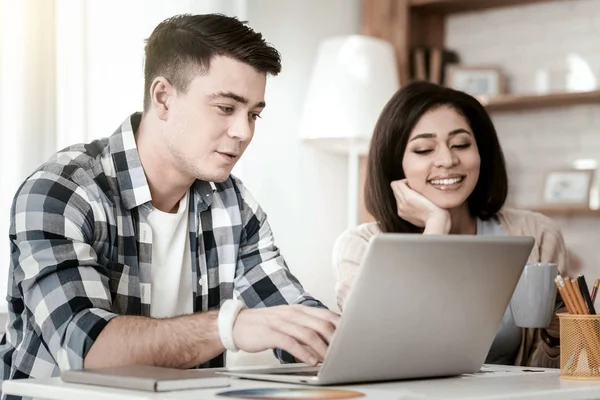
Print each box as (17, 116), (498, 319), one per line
(556, 276), (577, 314)
(578, 275), (597, 315)
(572, 278), (590, 315)
(565, 277), (586, 314)
(592, 279), (599, 303)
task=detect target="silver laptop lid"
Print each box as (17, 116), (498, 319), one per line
(319, 234), (534, 384)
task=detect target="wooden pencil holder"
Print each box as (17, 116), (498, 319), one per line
(559, 313), (600, 380)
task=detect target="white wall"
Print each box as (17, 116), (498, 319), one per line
(242, 0), (360, 310)
(223, 0), (360, 367)
(446, 0), (600, 279)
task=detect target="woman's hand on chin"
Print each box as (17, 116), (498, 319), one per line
(390, 179), (451, 234)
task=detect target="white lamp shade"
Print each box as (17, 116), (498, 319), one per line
(299, 35), (399, 145)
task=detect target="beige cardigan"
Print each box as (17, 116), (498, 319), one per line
(332, 208), (572, 368)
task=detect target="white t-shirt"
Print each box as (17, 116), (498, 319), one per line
(147, 191), (193, 318)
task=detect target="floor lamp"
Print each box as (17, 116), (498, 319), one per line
(299, 35), (399, 228)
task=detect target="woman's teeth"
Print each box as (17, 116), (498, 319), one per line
(429, 177), (464, 185)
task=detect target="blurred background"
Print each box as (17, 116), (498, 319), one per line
(1, 0), (600, 364)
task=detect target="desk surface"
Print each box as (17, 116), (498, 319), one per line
(4, 365), (600, 400)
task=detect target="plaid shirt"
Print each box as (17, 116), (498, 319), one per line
(0, 113), (323, 395)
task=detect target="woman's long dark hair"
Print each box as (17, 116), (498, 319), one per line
(365, 81), (508, 233)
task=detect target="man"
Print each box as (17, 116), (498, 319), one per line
(0, 13), (338, 390)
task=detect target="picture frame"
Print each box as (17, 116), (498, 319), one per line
(541, 169), (594, 208)
(446, 66), (505, 97)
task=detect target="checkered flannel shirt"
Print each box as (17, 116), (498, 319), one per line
(0, 113), (324, 395)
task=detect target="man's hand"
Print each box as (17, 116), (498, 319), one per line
(232, 305), (340, 366)
(390, 179), (450, 234)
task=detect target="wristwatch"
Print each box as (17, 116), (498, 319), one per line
(218, 299), (245, 352)
(540, 328), (560, 348)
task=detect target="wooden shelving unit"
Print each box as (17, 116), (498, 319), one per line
(362, 0), (598, 114)
(362, 0), (569, 85)
(481, 90), (600, 112)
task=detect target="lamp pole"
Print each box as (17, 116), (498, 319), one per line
(347, 142), (361, 229)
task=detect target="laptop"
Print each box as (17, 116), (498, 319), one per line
(222, 234), (535, 385)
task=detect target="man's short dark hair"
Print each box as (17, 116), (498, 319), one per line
(143, 13), (282, 111)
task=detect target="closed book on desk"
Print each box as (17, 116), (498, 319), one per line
(61, 365), (230, 392)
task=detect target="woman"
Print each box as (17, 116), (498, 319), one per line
(332, 81), (572, 368)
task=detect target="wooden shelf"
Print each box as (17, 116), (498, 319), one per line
(478, 90), (600, 113)
(409, 0), (560, 14)
(529, 206), (600, 217)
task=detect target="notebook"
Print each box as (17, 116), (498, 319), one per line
(61, 364), (230, 392)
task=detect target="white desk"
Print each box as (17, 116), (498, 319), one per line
(4, 365), (600, 400)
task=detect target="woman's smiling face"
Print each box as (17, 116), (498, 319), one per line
(402, 106), (481, 210)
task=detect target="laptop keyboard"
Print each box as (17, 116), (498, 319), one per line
(268, 370), (320, 376)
